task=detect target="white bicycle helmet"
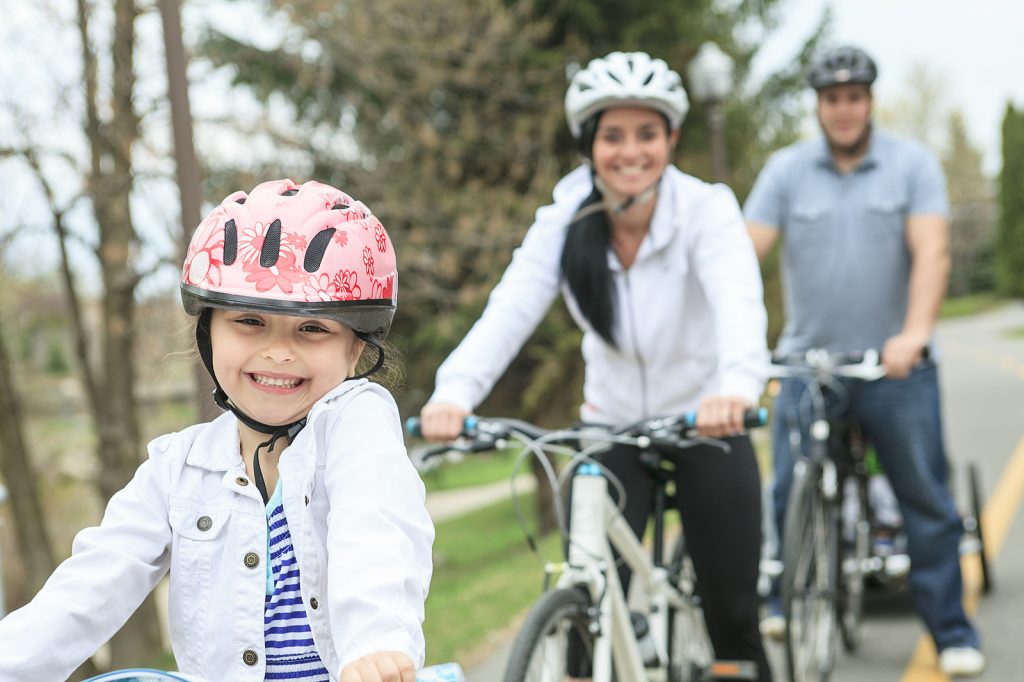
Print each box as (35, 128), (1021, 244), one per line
(565, 51), (689, 138)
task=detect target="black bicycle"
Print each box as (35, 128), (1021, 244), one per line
(768, 349), (992, 682)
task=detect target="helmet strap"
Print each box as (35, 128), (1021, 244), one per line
(350, 332), (385, 380)
(590, 174), (660, 217)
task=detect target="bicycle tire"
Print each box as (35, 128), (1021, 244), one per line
(782, 463), (838, 682)
(837, 473), (868, 652)
(502, 587), (598, 682)
(967, 462), (994, 594)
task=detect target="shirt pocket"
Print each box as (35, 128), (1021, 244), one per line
(866, 196), (907, 238)
(787, 204), (833, 248)
(168, 500), (232, 666)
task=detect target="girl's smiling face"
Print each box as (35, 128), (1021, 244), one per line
(210, 309), (364, 430)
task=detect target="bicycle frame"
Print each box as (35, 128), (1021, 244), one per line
(561, 462), (706, 682)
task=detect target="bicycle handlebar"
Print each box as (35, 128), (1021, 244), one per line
(406, 407), (767, 453)
(769, 348), (887, 381)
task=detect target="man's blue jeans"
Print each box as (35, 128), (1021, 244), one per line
(771, 360), (979, 651)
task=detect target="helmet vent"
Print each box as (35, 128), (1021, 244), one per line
(235, 197), (246, 204)
(260, 219), (282, 267)
(280, 188), (299, 196)
(223, 219), (238, 265)
(331, 203), (349, 210)
(304, 228), (337, 272)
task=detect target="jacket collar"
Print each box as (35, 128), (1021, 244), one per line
(184, 379), (369, 472)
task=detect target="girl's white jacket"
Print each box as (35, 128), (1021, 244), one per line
(0, 380), (434, 682)
(430, 165), (769, 424)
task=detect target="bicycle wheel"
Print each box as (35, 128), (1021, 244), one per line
(967, 462), (994, 594)
(502, 587), (597, 682)
(666, 534), (714, 682)
(782, 463), (839, 682)
(837, 474), (868, 652)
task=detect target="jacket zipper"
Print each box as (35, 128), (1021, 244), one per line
(622, 272), (649, 418)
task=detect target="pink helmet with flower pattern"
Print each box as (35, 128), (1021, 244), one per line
(181, 179), (397, 340)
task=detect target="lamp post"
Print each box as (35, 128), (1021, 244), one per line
(687, 41), (735, 183)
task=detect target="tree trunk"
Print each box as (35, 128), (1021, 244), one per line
(0, 314), (57, 601)
(76, 0), (164, 666)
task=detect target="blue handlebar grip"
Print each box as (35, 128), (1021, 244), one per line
(404, 415), (478, 438)
(684, 407), (767, 429)
(405, 416), (422, 437)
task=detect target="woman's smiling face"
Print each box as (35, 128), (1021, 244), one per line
(210, 309), (364, 429)
(591, 107), (677, 198)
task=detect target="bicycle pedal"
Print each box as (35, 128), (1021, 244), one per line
(707, 659), (758, 680)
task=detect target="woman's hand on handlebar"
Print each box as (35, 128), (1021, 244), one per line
(418, 402), (470, 442)
(340, 651), (416, 682)
(695, 395), (754, 438)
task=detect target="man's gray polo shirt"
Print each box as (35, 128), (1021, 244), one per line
(744, 130), (948, 355)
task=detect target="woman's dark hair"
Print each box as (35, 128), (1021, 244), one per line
(561, 186), (617, 347)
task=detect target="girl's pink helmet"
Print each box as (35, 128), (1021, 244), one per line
(181, 179), (397, 340)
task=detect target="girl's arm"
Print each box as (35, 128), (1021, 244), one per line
(323, 389), (435, 670)
(0, 452), (173, 680)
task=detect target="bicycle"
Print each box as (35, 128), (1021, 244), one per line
(408, 409), (766, 682)
(83, 662), (466, 681)
(767, 349), (991, 682)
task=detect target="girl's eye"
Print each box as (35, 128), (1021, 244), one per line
(300, 323), (329, 334)
(234, 317), (262, 327)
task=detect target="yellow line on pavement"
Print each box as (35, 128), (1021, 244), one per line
(901, 436), (1024, 681)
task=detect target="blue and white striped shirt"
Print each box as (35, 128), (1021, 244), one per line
(264, 483), (330, 681)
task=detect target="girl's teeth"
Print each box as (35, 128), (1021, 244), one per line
(252, 374), (301, 388)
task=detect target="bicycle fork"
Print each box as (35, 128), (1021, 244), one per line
(568, 465), (647, 682)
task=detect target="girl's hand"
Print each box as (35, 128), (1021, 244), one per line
(419, 402), (470, 442)
(695, 395), (753, 438)
(339, 651), (416, 682)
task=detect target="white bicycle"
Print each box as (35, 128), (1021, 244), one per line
(408, 411), (765, 682)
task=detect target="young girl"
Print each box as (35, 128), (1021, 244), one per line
(0, 180), (434, 682)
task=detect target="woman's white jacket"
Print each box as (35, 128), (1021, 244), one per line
(430, 164), (769, 424)
(0, 380), (433, 682)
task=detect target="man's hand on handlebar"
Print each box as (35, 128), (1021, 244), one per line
(418, 402), (470, 442)
(882, 331), (929, 379)
(695, 395), (754, 438)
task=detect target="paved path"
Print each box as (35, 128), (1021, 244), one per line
(425, 477), (535, 523)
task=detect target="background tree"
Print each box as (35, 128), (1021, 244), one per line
(997, 103), (1024, 297)
(0, 0), (168, 672)
(942, 111), (996, 296)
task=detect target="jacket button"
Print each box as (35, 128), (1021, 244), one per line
(196, 516), (213, 532)
(235, 477), (249, 487)
(243, 552), (260, 568)
(242, 649), (259, 666)
(309, 596), (319, 610)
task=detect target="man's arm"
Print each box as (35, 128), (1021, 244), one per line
(882, 213), (951, 377)
(746, 221), (779, 262)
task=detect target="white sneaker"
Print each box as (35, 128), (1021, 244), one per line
(939, 647), (985, 678)
(759, 614), (785, 642)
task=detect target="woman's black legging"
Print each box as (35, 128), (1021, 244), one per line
(564, 434), (772, 681)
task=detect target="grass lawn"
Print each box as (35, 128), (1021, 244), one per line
(423, 492), (560, 667)
(419, 447), (523, 492)
(940, 293), (1004, 318)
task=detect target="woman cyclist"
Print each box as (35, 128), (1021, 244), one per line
(418, 51), (772, 680)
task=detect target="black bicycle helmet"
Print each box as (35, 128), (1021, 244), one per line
(806, 45), (877, 90)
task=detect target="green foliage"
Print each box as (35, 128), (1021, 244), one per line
(998, 103), (1024, 297)
(198, 0), (823, 422)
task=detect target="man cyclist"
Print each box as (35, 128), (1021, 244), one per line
(744, 45), (984, 678)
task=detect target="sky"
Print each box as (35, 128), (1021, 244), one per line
(751, 0), (1024, 174)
